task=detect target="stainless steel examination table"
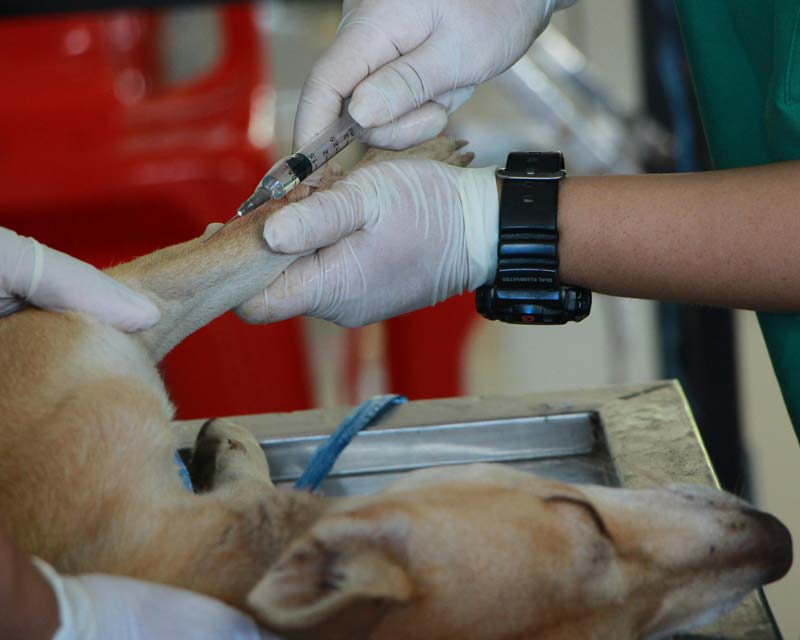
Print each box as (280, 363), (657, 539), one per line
(175, 381), (783, 639)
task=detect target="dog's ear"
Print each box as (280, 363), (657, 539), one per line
(247, 512), (413, 633)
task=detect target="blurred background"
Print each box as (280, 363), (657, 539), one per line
(0, 0), (797, 634)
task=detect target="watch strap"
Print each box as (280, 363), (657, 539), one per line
(495, 152), (565, 290)
(475, 151), (591, 325)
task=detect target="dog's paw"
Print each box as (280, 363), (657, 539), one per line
(358, 137), (474, 170)
(188, 419), (272, 492)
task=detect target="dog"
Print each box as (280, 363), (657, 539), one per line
(0, 138), (792, 639)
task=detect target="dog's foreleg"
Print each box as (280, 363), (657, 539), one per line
(105, 187), (312, 362)
(105, 138), (474, 362)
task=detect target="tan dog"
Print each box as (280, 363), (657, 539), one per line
(0, 138), (791, 640)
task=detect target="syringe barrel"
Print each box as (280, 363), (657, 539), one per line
(295, 109), (365, 172)
(260, 108), (365, 200)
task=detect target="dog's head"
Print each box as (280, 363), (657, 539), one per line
(247, 464), (792, 640)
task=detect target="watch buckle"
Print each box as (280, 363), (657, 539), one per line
(496, 167), (566, 181)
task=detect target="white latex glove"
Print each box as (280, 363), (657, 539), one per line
(32, 558), (276, 640)
(237, 160), (499, 328)
(0, 227), (159, 332)
(294, 0), (578, 151)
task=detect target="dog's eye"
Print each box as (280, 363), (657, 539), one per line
(543, 495), (613, 542)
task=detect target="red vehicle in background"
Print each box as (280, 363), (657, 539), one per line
(0, 4), (312, 418)
(0, 1), (477, 417)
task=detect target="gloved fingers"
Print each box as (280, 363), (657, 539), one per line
(0, 227), (36, 305)
(263, 177), (373, 254)
(293, 12), (425, 148)
(248, 159), (480, 327)
(432, 85), (476, 116)
(348, 34), (466, 129)
(235, 254), (324, 325)
(293, 74), (348, 152)
(360, 86), (476, 149)
(361, 101), (447, 150)
(0, 229), (159, 332)
(88, 575), (270, 640)
(0, 298), (25, 317)
(34, 244), (160, 332)
(340, 0), (362, 21)
(51, 567), (273, 640)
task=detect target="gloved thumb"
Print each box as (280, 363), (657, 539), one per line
(263, 179), (370, 254)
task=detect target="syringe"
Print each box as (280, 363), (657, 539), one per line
(204, 108), (365, 242)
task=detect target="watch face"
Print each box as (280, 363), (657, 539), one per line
(475, 286), (591, 325)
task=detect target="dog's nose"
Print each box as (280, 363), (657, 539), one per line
(740, 507), (793, 584)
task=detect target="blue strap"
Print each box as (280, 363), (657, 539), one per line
(174, 451), (195, 491)
(294, 394), (407, 491)
(175, 394), (406, 493)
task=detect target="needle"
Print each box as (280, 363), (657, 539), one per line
(202, 187), (273, 243)
(203, 106), (363, 244)
(203, 213), (240, 243)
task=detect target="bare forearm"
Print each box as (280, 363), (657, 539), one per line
(0, 526), (59, 639)
(557, 162), (800, 311)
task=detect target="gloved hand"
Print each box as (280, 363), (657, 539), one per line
(32, 558), (275, 640)
(0, 227), (159, 332)
(236, 160), (499, 328)
(295, 0), (577, 151)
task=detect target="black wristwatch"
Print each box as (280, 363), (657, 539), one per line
(475, 151), (591, 325)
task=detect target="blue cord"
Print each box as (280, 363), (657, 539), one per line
(176, 394), (407, 493)
(294, 394), (407, 491)
(174, 452), (194, 491)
